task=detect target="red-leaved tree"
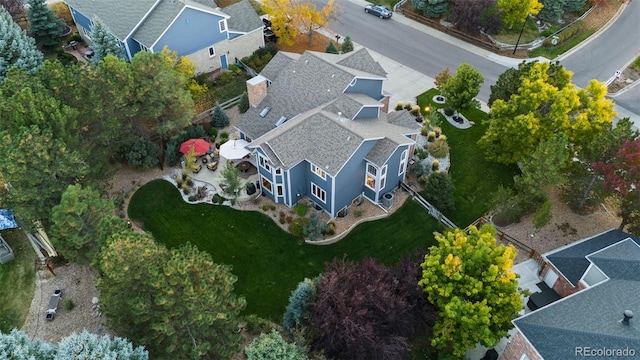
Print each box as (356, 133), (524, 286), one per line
(306, 254), (436, 360)
(592, 138), (640, 232)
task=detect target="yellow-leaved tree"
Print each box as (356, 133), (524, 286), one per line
(419, 225), (523, 357)
(262, 0), (336, 46)
(160, 46), (208, 100)
(497, 0), (543, 28)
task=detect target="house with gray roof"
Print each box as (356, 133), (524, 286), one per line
(500, 229), (640, 360)
(63, 0), (263, 73)
(234, 49), (419, 218)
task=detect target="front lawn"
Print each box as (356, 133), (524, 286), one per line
(129, 180), (440, 320)
(0, 229), (36, 333)
(416, 89), (519, 227)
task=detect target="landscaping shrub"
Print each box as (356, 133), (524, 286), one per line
(404, 101), (413, 111)
(543, 21), (584, 47)
(228, 63), (242, 75)
(241, 43), (277, 73)
(63, 299), (74, 311)
(415, 147), (429, 160)
(395, 101), (404, 111)
(209, 127), (218, 139)
(432, 159), (440, 171)
(124, 137), (160, 169)
(303, 214), (329, 241)
(238, 92), (250, 113)
(286, 215), (293, 224)
(429, 138), (450, 158)
(294, 203), (308, 217)
(410, 162), (431, 178)
(262, 204), (270, 212)
(540, 25), (561, 37)
(325, 41), (339, 54)
(443, 107), (454, 116)
(270, 205), (276, 211)
(70, 32), (82, 42)
(244, 314), (274, 335)
(188, 195), (196, 202)
(427, 131), (436, 142)
(288, 218), (310, 237)
(210, 105), (230, 128)
(421, 124), (430, 136)
(211, 194), (225, 204)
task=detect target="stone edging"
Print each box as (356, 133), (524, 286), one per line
(306, 212), (391, 245)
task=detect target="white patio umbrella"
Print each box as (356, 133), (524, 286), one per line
(220, 139), (250, 160)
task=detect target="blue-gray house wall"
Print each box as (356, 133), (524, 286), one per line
(151, 8), (226, 55)
(68, 7), (91, 35)
(381, 146), (409, 194)
(354, 106), (380, 119)
(334, 140), (378, 214)
(307, 162), (333, 214)
(287, 161), (308, 206)
(344, 79), (384, 100)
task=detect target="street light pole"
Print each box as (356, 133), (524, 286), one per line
(513, 14), (529, 55)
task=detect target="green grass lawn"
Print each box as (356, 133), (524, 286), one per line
(493, 16), (539, 45)
(416, 89), (519, 227)
(529, 29), (595, 59)
(0, 229), (36, 333)
(129, 180), (440, 321)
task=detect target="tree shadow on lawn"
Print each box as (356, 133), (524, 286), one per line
(128, 179), (441, 321)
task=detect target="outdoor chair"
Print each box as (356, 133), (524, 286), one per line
(207, 161), (218, 171)
(193, 164), (202, 173)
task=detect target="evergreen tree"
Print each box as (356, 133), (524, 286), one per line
(245, 330), (309, 360)
(537, 0), (566, 22)
(283, 277), (320, 337)
(424, 171), (456, 213)
(238, 91), (250, 113)
(0, 7), (43, 80)
(563, 0), (586, 11)
(325, 41), (338, 54)
(341, 35), (354, 53)
(412, 0), (450, 18)
(210, 104), (230, 128)
(89, 16), (122, 64)
(27, 0), (63, 48)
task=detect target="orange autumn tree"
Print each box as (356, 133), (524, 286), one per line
(263, 0), (336, 46)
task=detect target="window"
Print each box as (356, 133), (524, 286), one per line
(81, 27), (90, 39)
(208, 46), (215, 57)
(365, 164), (377, 190)
(380, 166), (387, 190)
(140, 43), (149, 52)
(277, 185), (283, 196)
(399, 150), (408, 175)
(311, 164), (326, 179)
(311, 183), (326, 203)
(275, 168), (282, 175)
(259, 155), (271, 171)
(262, 177), (272, 193)
(219, 20), (226, 32)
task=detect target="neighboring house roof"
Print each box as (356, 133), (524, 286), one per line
(64, 0), (237, 47)
(236, 50), (387, 140)
(64, 0), (158, 41)
(513, 231), (640, 360)
(545, 229), (640, 286)
(223, 0), (263, 33)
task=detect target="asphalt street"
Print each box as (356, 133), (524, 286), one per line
(318, 0), (639, 124)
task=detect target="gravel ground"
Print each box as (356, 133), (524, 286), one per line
(21, 263), (109, 344)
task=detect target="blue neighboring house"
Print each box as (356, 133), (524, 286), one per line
(63, 0), (264, 73)
(235, 49), (419, 219)
(500, 229), (640, 360)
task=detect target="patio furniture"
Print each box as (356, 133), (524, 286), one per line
(238, 162), (250, 173)
(46, 290), (62, 320)
(207, 161), (218, 171)
(193, 164), (202, 173)
(202, 157), (208, 164)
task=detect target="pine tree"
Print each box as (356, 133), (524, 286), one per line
(89, 16), (122, 64)
(341, 35), (354, 53)
(27, 0), (63, 48)
(238, 91), (250, 113)
(0, 6), (43, 80)
(325, 41), (338, 54)
(211, 104), (230, 128)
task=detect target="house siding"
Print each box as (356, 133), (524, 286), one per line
(308, 163), (332, 214)
(68, 7), (92, 38)
(334, 140), (377, 212)
(187, 29), (263, 74)
(382, 145), (409, 194)
(354, 106), (379, 119)
(499, 331), (542, 360)
(344, 78), (384, 100)
(151, 8), (226, 55)
(288, 161), (308, 206)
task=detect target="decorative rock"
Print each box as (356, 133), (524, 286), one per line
(92, 297), (99, 305)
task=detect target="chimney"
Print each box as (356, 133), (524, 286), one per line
(622, 310), (634, 325)
(246, 75), (268, 108)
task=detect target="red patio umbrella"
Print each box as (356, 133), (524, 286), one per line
(179, 138), (210, 156)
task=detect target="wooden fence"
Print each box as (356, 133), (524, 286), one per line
(400, 182), (458, 229)
(192, 92), (246, 125)
(403, 11), (502, 53)
(466, 217), (535, 255)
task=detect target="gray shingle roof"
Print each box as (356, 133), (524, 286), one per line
(236, 50), (389, 140)
(515, 232), (640, 360)
(223, 0), (263, 33)
(64, 0), (158, 40)
(366, 138), (397, 166)
(387, 110), (420, 130)
(336, 47), (387, 77)
(545, 229), (640, 286)
(65, 0), (234, 47)
(259, 51), (299, 82)
(322, 94), (380, 120)
(514, 278), (640, 360)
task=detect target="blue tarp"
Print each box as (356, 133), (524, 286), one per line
(0, 209), (18, 230)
